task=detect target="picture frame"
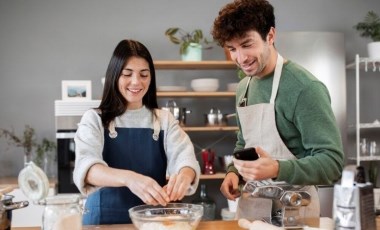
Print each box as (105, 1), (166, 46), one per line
(61, 80), (92, 101)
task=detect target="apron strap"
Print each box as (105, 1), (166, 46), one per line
(152, 109), (160, 141)
(108, 120), (118, 138)
(107, 108), (161, 141)
(239, 76), (252, 107)
(269, 53), (284, 104)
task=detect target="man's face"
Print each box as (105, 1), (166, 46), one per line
(225, 29), (274, 78)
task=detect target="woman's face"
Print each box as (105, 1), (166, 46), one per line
(118, 56), (151, 110)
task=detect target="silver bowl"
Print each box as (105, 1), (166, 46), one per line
(129, 203), (203, 230)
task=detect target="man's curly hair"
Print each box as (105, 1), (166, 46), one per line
(212, 0), (275, 47)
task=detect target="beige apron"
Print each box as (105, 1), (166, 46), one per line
(235, 54), (320, 226)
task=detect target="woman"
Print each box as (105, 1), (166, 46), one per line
(73, 39), (200, 225)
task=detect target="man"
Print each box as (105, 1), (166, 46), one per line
(212, 0), (344, 223)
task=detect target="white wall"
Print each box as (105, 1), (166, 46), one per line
(1, 0), (380, 176)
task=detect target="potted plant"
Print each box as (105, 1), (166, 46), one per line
(0, 125), (56, 170)
(165, 27), (213, 61)
(354, 10), (380, 59)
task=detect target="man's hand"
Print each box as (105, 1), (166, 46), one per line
(233, 147), (279, 181)
(220, 172), (241, 201)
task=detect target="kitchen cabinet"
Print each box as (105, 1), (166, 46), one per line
(346, 54), (380, 166)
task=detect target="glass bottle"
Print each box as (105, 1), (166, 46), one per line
(192, 184), (216, 220)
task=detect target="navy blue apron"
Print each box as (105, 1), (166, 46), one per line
(83, 126), (167, 225)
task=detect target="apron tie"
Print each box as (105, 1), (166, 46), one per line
(152, 109), (160, 141)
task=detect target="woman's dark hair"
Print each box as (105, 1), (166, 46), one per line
(212, 0), (275, 46)
(98, 39), (158, 129)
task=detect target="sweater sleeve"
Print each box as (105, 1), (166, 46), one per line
(276, 82), (344, 185)
(73, 109), (108, 195)
(159, 110), (201, 196)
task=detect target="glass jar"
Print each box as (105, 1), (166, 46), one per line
(40, 194), (82, 230)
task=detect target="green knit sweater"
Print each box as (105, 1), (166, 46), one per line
(229, 60), (344, 185)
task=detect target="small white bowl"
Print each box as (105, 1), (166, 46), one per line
(191, 78), (219, 92)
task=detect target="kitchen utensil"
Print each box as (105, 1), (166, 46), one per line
(242, 180), (315, 228)
(179, 108), (191, 126)
(161, 100), (191, 125)
(204, 108), (228, 126)
(201, 149), (215, 175)
(128, 203), (203, 230)
(0, 194), (29, 230)
(162, 100), (180, 120)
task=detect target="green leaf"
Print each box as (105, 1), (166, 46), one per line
(354, 11), (380, 41)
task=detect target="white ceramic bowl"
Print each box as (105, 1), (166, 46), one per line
(191, 78), (219, 92)
(129, 203), (203, 230)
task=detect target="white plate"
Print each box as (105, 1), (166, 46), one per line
(157, 86), (186, 92)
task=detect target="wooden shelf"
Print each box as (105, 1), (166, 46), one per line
(182, 126), (238, 132)
(199, 173), (225, 180)
(157, 91), (235, 97)
(154, 60), (236, 69)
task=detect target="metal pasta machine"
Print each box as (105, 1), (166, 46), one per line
(242, 180), (319, 228)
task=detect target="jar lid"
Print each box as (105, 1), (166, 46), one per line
(18, 162), (49, 202)
(39, 194), (80, 205)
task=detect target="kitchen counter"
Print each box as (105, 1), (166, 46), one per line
(10, 217), (380, 230)
(12, 220), (244, 230)
(0, 177), (57, 189)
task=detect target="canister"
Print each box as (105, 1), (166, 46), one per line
(18, 162), (83, 230)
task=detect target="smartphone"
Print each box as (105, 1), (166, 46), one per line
(233, 147), (259, 161)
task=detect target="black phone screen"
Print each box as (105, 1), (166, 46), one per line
(233, 147), (259, 161)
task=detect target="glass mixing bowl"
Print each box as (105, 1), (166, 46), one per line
(129, 203), (203, 230)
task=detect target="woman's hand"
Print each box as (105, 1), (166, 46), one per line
(126, 172), (170, 206)
(233, 147), (279, 181)
(165, 167), (195, 201)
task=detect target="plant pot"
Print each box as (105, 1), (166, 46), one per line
(367, 41), (380, 59)
(181, 43), (202, 61)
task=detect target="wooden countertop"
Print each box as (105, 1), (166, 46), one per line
(11, 217), (380, 230)
(12, 220), (244, 230)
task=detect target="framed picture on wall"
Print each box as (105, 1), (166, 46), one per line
(61, 80), (92, 101)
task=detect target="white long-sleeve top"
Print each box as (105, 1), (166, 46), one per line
(73, 106), (200, 196)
